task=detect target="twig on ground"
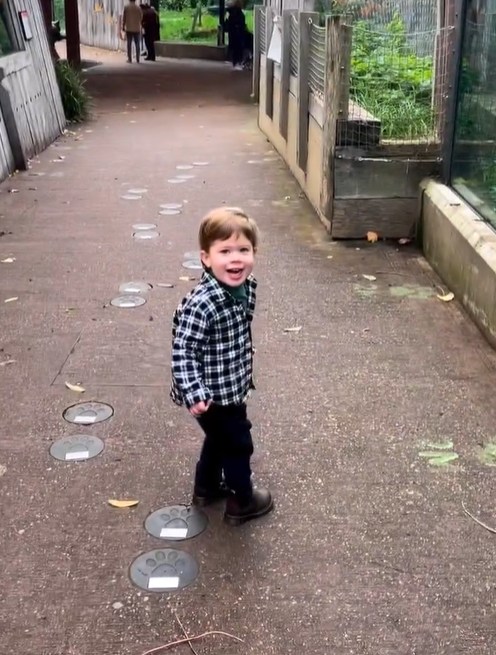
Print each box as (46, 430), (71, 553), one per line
(174, 613), (199, 655)
(462, 501), (496, 534)
(140, 630), (244, 655)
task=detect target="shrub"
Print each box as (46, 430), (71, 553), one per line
(55, 60), (91, 123)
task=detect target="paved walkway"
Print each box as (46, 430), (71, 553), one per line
(1, 47), (496, 655)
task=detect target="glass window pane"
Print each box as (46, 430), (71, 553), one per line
(0, 0), (17, 56)
(452, 0), (496, 228)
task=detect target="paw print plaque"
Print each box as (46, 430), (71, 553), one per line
(129, 548), (199, 592)
(144, 505), (208, 541)
(49, 435), (104, 461)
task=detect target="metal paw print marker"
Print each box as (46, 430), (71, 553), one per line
(63, 401), (114, 425)
(129, 548), (199, 592)
(110, 295), (147, 308)
(50, 435), (104, 461)
(144, 504), (208, 541)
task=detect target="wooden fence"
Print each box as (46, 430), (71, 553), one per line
(78, 0), (124, 50)
(0, 0), (65, 181)
(254, 6), (451, 239)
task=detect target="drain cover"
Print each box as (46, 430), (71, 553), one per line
(110, 295), (147, 308)
(63, 401), (114, 425)
(129, 549), (199, 592)
(50, 434), (104, 461)
(176, 174), (195, 180)
(133, 231), (159, 240)
(167, 178), (187, 184)
(144, 505), (208, 541)
(182, 260), (202, 270)
(176, 164), (193, 170)
(119, 281), (152, 294)
(132, 223), (157, 231)
(160, 203), (183, 210)
(121, 194), (142, 200)
(192, 161), (209, 166)
(127, 188), (148, 194)
(159, 209), (181, 216)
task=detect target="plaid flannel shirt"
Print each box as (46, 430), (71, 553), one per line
(170, 272), (257, 408)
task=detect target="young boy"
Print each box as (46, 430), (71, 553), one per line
(171, 207), (273, 526)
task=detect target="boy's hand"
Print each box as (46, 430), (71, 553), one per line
(189, 400), (212, 417)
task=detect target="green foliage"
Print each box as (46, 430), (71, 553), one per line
(350, 14), (434, 139)
(55, 60), (91, 123)
(160, 9), (253, 42)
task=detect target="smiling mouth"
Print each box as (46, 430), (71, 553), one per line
(227, 268), (243, 275)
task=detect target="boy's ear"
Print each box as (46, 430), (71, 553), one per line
(200, 250), (210, 268)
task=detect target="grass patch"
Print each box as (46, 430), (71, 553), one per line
(160, 9), (253, 43)
(55, 60), (91, 123)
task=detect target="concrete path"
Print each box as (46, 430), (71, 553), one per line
(1, 47), (496, 655)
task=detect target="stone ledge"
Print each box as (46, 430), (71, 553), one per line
(421, 179), (496, 348)
(155, 42), (227, 61)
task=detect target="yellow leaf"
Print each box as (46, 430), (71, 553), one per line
(108, 499), (139, 508)
(4, 297), (18, 303)
(362, 274), (377, 281)
(179, 276), (196, 281)
(1, 257), (15, 263)
(65, 381), (86, 393)
(284, 326), (302, 333)
(367, 231), (379, 243)
(437, 292), (454, 302)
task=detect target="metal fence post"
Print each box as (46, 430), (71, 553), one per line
(297, 11), (318, 172)
(441, 0), (468, 184)
(278, 9), (296, 140)
(252, 5), (263, 103)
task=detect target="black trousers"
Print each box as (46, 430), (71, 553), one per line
(144, 34), (156, 60)
(196, 403), (253, 501)
(229, 29), (244, 66)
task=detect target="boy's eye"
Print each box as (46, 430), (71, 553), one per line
(220, 249), (230, 255)
(240, 247), (250, 253)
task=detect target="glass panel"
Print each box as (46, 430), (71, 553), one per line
(452, 0), (496, 228)
(0, 0), (17, 56)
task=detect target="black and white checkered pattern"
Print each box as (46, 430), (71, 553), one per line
(170, 272), (257, 408)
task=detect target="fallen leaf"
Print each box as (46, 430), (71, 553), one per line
(367, 231), (379, 243)
(156, 283), (174, 288)
(8, 189), (19, 193)
(179, 276), (196, 281)
(326, 255), (333, 260)
(4, 297), (18, 303)
(284, 326), (302, 333)
(362, 274), (377, 281)
(1, 257), (15, 263)
(437, 292), (454, 302)
(108, 499), (139, 508)
(0, 359), (16, 367)
(398, 238), (411, 245)
(64, 381), (86, 393)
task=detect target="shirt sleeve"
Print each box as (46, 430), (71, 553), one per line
(172, 300), (212, 408)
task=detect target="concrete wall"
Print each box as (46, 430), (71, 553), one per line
(258, 57), (326, 227)
(421, 179), (496, 348)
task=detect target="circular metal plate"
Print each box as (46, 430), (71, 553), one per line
(192, 161), (209, 166)
(159, 209), (181, 216)
(160, 203), (183, 210)
(63, 401), (114, 425)
(184, 250), (200, 260)
(144, 505), (208, 541)
(176, 174), (195, 180)
(127, 188), (148, 194)
(110, 295), (147, 308)
(176, 164), (193, 170)
(121, 194), (142, 200)
(132, 223), (157, 231)
(119, 281), (152, 294)
(182, 260), (202, 270)
(133, 230), (159, 240)
(50, 434), (104, 461)
(129, 549), (199, 592)
(167, 178), (186, 184)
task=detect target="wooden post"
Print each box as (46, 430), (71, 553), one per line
(278, 9), (296, 140)
(264, 7), (274, 119)
(297, 11), (318, 172)
(64, 0), (81, 67)
(252, 5), (263, 102)
(321, 15), (345, 227)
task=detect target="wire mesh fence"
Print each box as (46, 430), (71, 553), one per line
(309, 22), (326, 97)
(337, 18), (453, 150)
(290, 14), (299, 76)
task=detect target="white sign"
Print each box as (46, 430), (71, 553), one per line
(267, 17), (282, 64)
(148, 577), (180, 590)
(65, 451), (89, 461)
(160, 527), (188, 539)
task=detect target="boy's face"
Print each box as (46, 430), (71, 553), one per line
(201, 233), (255, 287)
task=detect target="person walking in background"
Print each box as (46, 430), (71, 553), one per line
(142, 2), (160, 61)
(225, 0), (246, 70)
(122, 0), (143, 63)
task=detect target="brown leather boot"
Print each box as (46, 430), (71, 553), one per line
(224, 488), (274, 526)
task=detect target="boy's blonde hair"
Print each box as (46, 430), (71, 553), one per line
(199, 207), (259, 252)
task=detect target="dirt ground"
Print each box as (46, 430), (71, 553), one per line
(1, 46), (496, 655)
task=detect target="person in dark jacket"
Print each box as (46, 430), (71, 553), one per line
(141, 2), (160, 61)
(225, 0), (246, 70)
